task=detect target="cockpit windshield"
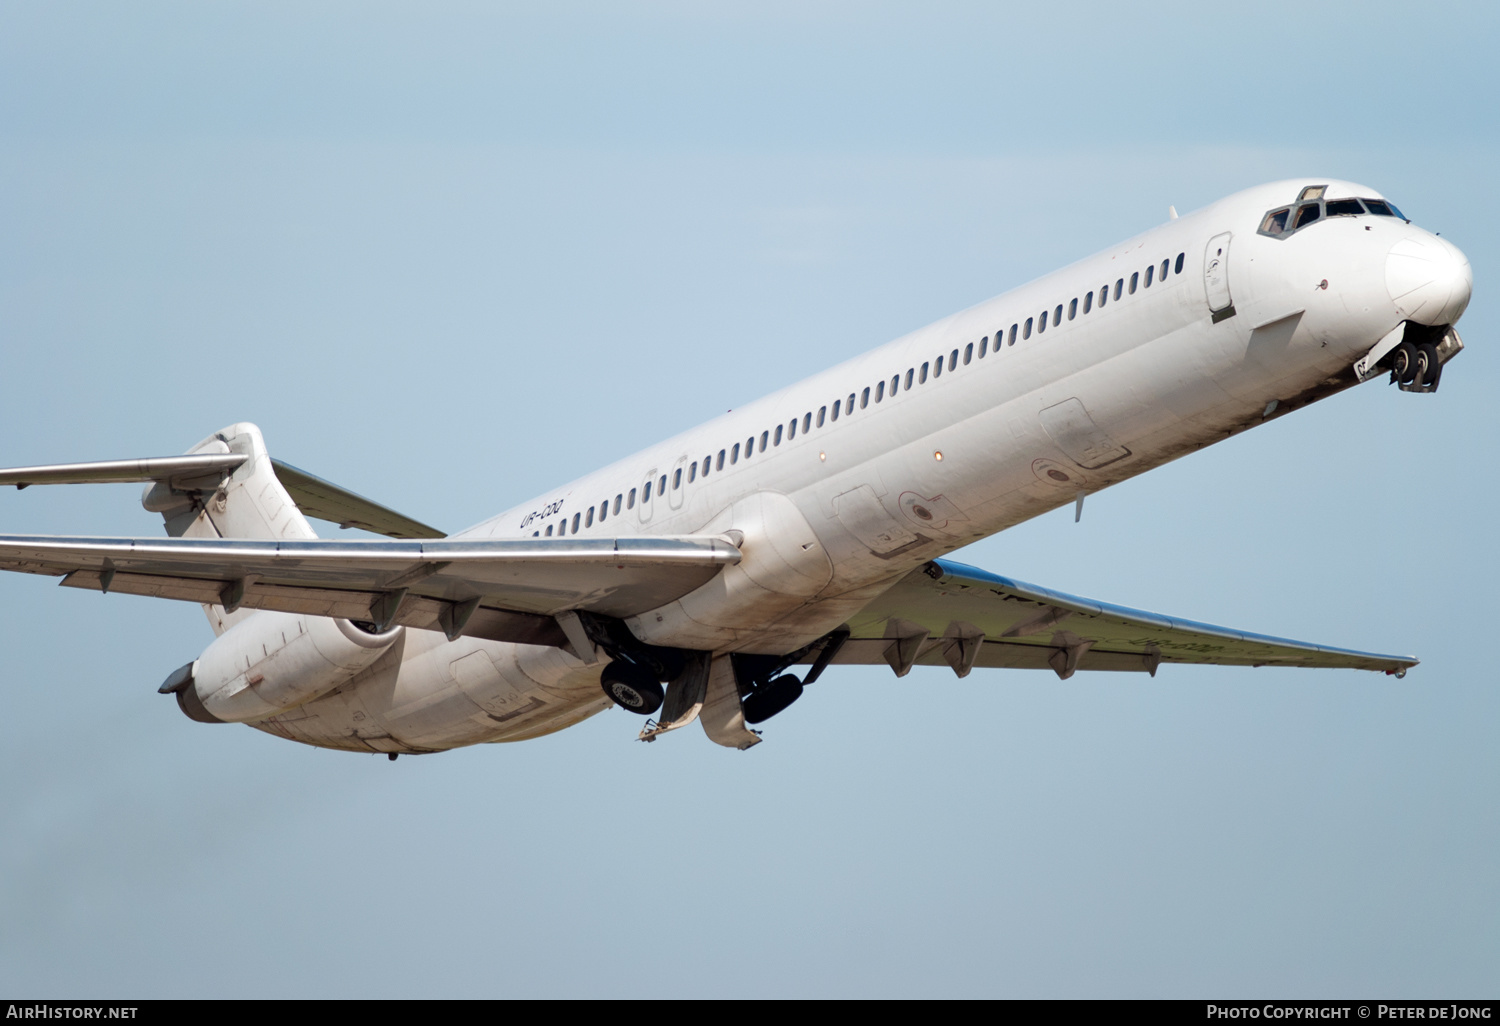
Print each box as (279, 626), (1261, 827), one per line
(1258, 187), (1408, 238)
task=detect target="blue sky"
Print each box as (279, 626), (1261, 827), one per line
(0, 1), (1495, 997)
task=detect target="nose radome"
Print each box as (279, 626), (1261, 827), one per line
(1386, 234), (1472, 326)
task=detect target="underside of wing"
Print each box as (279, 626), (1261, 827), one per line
(824, 558), (1415, 678)
(0, 535), (740, 647)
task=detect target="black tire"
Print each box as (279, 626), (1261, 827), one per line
(600, 661), (663, 715)
(742, 675), (804, 724)
(1417, 342), (1442, 387)
(1390, 341), (1419, 384)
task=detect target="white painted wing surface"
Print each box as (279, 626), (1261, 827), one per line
(0, 535), (741, 647)
(828, 558), (1416, 676)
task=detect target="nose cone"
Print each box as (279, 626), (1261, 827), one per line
(1387, 234), (1472, 326)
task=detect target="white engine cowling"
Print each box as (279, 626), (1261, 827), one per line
(179, 612), (402, 723)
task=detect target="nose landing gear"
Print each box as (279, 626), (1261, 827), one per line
(1389, 339), (1443, 393)
(1354, 322), (1462, 395)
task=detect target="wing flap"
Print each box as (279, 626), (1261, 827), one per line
(58, 568), (567, 646)
(834, 558), (1415, 675)
(818, 638), (1165, 673)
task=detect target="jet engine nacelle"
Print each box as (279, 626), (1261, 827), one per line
(180, 612), (402, 724)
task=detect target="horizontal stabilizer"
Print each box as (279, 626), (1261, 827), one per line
(0, 533), (741, 646)
(0, 454), (246, 489)
(0, 451), (444, 539)
(824, 558), (1416, 677)
(269, 460), (444, 539)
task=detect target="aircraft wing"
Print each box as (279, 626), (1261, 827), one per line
(0, 535), (740, 648)
(822, 558), (1415, 678)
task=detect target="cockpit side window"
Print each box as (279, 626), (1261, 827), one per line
(1293, 203), (1321, 229)
(1362, 198), (1406, 219)
(1325, 198), (1364, 217)
(1261, 208), (1290, 235)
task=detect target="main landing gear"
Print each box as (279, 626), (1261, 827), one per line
(579, 608), (850, 731)
(731, 628), (849, 724)
(599, 660), (664, 716)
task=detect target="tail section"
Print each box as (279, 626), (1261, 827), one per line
(142, 423), (317, 633)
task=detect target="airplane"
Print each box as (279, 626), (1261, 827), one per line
(0, 178), (1472, 757)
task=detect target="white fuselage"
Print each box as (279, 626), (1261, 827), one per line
(249, 179), (1471, 755)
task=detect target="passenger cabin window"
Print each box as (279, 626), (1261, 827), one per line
(948, 349), (958, 371)
(628, 488), (636, 508)
(659, 474), (667, 493)
(732, 442), (741, 463)
(919, 362), (929, 383)
(802, 412), (811, 432)
(1053, 305), (1062, 326)
(688, 462), (696, 483)
(979, 337), (988, 358)
(1160, 258), (1169, 280)
(1325, 198), (1364, 217)
(1024, 317), (1033, 339)
(875, 381), (884, 402)
(1084, 291), (1093, 313)
(861, 386), (870, 407)
(598, 500), (607, 522)
(673, 469), (682, 489)
(774, 424), (783, 445)
(558, 518), (566, 536)
(644, 481), (653, 501)
(1009, 323), (1018, 345)
(846, 393), (856, 412)
(1145, 265), (1154, 287)
(905, 368), (915, 388)
(1114, 279), (1123, 300)
(1098, 285), (1107, 307)
(760, 430), (769, 452)
(1068, 298), (1078, 320)
(702, 455), (711, 475)
(1294, 203), (1321, 229)
(614, 494), (623, 514)
(1129, 272), (1139, 294)
(1038, 310), (1047, 333)
(571, 512), (581, 532)
(816, 407), (826, 427)
(787, 419), (796, 440)
(964, 342), (973, 364)
(716, 450), (725, 471)
(546, 524), (553, 536)
(830, 401), (840, 421)
(1175, 252), (1185, 274)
